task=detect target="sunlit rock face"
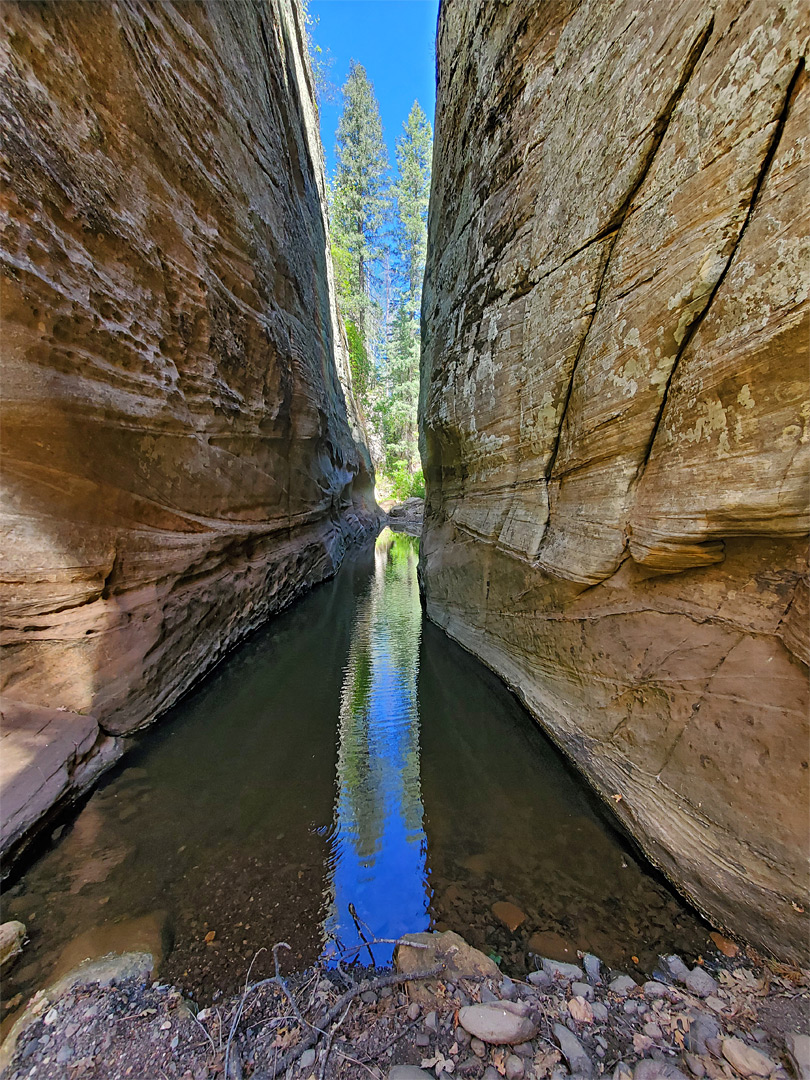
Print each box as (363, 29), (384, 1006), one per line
(0, 0), (377, 856)
(420, 0), (809, 963)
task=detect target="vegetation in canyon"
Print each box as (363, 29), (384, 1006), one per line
(329, 63), (432, 501)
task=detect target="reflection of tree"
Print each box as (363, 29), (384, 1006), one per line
(324, 528), (429, 960)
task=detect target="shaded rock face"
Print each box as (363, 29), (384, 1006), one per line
(0, 0), (377, 855)
(420, 0), (809, 962)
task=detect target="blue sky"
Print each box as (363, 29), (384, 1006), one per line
(309, 0), (439, 179)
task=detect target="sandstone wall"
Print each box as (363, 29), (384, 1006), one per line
(0, 0), (378, 856)
(420, 0), (809, 963)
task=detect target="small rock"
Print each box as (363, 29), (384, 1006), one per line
(471, 1038), (487, 1058)
(457, 1059), (482, 1078)
(610, 975), (637, 996)
(553, 1023), (593, 1078)
(481, 986), (499, 1004)
(380, 986), (393, 999)
(0, 922), (26, 974)
(708, 934), (738, 959)
(685, 969), (718, 999)
(591, 1003), (608, 1023)
(569, 997), (594, 1024)
(582, 954), (602, 984)
(614, 1066), (633, 1080)
(705, 997), (727, 1014)
(300, 1049), (316, 1071)
(459, 1003), (539, 1046)
(685, 1055), (705, 1078)
(44, 1008), (59, 1025)
(528, 932), (578, 963)
(361, 991), (377, 1004)
(663, 956), (691, 982)
(721, 1038), (776, 1078)
(596, 1037), (608, 1050)
(785, 1034), (810, 1080)
(571, 982), (594, 1001)
(633, 1062), (689, 1080)
(56, 1045), (73, 1064)
(543, 959), (584, 983)
(685, 1016), (720, 1055)
(456, 1026), (471, 1047)
(389, 1068), (434, 1080)
(500, 978), (517, 1000)
(416, 1032), (431, 1048)
(483, 1068), (501, 1080)
(425, 1010), (438, 1031)
(408, 1002), (421, 1021)
(492, 902), (527, 933)
(527, 970), (552, 988)
(643, 982), (669, 999)
(643, 1023), (663, 1040)
(513, 1043), (534, 1057)
(624, 1001), (637, 1015)
(705, 1039), (723, 1059)
(506, 1056), (525, 1080)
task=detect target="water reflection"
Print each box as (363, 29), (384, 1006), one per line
(323, 529), (429, 965)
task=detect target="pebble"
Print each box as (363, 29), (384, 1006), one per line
(505, 1055), (524, 1080)
(572, 982), (594, 1001)
(416, 1032), (431, 1048)
(624, 1002), (637, 1015)
(299, 1049), (317, 1071)
(527, 970), (552, 988)
(361, 991), (377, 1004)
(455, 1026), (471, 1047)
(721, 1037), (777, 1077)
(685, 968), (718, 999)
(786, 1034), (810, 1080)
(389, 1068), (434, 1080)
(481, 986), (499, 1004)
(610, 976), (638, 996)
(685, 1055), (706, 1078)
(457, 1060), (481, 1077)
(500, 977), (517, 1000)
(643, 982), (669, 999)
(513, 1043), (534, 1057)
(582, 954), (602, 984)
(471, 1037), (487, 1058)
(543, 959), (584, 983)
(591, 1003), (608, 1023)
(705, 997), (726, 1014)
(633, 1061), (689, 1080)
(483, 1068), (502, 1080)
(425, 1011), (438, 1031)
(685, 1015), (721, 1055)
(643, 1023), (663, 1040)
(44, 1008), (59, 1026)
(380, 986), (393, 999)
(407, 1002), (421, 1021)
(663, 956), (692, 981)
(459, 1002), (539, 1046)
(56, 1045), (73, 1064)
(553, 1023), (593, 1078)
(614, 1065), (633, 1080)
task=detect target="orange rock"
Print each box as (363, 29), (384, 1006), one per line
(491, 901), (527, 933)
(709, 933), (739, 958)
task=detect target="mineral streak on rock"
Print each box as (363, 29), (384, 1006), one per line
(0, 0), (378, 857)
(420, 0), (809, 962)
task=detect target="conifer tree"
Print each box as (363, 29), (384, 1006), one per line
(331, 61), (389, 370)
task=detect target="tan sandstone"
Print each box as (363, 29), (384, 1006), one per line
(0, 0), (377, 859)
(420, 0), (809, 963)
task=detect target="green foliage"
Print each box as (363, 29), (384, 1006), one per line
(324, 57), (433, 498)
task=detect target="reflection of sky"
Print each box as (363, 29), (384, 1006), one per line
(322, 530), (430, 966)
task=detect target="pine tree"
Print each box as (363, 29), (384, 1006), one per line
(332, 61), (389, 361)
(382, 101), (432, 480)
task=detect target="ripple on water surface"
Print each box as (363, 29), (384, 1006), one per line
(2, 528), (709, 1013)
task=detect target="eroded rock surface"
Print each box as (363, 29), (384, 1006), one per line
(0, 0), (377, 856)
(420, 0), (809, 962)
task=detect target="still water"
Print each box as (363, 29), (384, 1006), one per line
(2, 529), (708, 1011)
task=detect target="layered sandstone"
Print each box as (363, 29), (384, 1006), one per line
(0, 0), (377, 857)
(421, 0), (809, 962)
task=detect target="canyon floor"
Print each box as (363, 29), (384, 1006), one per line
(1, 933), (808, 1080)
